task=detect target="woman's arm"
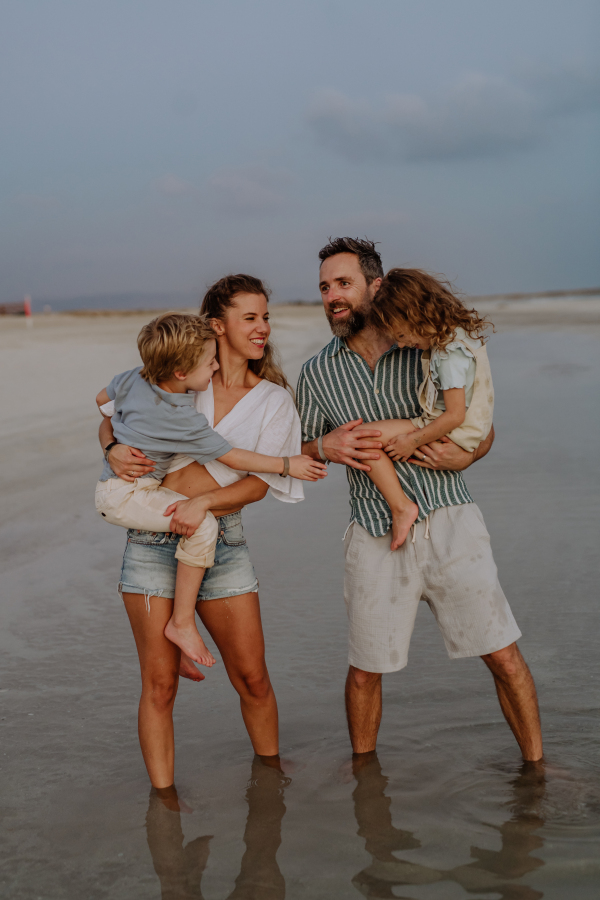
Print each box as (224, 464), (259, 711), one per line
(98, 418), (155, 482)
(164, 476), (269, 536)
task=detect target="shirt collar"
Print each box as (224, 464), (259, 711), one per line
(327, 335), (400, 358)
(149, 382), (195, 406)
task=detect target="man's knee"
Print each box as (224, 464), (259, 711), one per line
(348, 666), (382, 689)
(481, 642), (523, 679)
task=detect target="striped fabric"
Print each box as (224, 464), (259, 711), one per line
(297, 336), (473, 537)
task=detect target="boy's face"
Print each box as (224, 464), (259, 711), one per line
(184, 340), (219, 392)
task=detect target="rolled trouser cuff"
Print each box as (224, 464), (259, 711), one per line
(174, 511), (218, 569)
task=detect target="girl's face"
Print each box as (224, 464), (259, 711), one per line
(392, 319), (432, 351)
(211, 292), (270, 360)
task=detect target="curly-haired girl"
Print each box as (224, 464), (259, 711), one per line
(364, 268), (494, 549)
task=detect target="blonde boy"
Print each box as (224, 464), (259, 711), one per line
(96, 313), (325, 667)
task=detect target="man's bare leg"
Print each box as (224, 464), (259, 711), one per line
(481, 643), (543, 762)
(345, 666), (383, 754)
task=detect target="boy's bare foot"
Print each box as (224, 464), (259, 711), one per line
(179, 653), (206, 682)
(164, 619), (216, 667)
(390, 503), (419, 550)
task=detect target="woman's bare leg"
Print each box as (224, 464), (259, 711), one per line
(197, 592), (279, 756)
(364, 420), (419, 549)
(123, 593), (181, 788)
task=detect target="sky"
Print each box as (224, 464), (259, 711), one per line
(1, 0), (599, 306)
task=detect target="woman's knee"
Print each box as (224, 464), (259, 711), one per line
(233, 666), (272, 702)
(141, 670), (179, 711)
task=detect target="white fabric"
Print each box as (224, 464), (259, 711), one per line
(167, 380), (304, 504)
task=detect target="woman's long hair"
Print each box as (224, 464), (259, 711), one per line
(371, 268), (493, 349)
(200, 273), (292, 395)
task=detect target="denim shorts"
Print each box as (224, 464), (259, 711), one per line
(119, 511), (258, 602)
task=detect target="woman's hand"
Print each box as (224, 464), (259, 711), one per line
(164, 497), (209, 537)
(288, 455), (328, 481)
(108, 444), (155, 482)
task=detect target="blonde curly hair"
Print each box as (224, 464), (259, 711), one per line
(371, 268), (493, 349)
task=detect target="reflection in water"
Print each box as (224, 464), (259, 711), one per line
(146, 757), (290, 899)
(351, 753), (546, 900)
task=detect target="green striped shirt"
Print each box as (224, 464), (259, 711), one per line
(297, 336), (473, 537)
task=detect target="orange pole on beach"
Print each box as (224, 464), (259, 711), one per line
(24, 294), (32, 326)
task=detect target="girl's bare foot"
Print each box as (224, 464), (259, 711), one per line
(390, 503), (419, 550)
(179, 653), (206, 682)
(164, 619), (216, 667)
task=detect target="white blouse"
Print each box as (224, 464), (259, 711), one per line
(167, 379), (304, 503)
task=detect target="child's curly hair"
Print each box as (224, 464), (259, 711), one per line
(371, 268), (493, 349)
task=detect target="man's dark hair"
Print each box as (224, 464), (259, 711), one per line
(318, 237), (384, 285)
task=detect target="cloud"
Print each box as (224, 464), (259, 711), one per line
(207, 165), (291, 214)
(307, 62), (600, 164)
(155, 173), (195, 196)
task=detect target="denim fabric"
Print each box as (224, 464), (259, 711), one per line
(119, 511), (258, 601)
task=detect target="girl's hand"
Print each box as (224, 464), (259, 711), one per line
(108, 444), (155, 482)
(385, 432), (420, 463)
(164, 497), (208, 537)
(288, 455), (328, 481)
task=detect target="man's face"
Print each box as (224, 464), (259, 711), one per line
(319, 253), (380, 339)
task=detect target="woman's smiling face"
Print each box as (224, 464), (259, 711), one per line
(213, 292), (271, 360)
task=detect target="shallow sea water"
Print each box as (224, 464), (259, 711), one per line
(1, 329), (599, 899)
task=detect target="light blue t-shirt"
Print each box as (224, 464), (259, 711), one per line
(99, 367), (232, 482)
(429, 329), (480, 411)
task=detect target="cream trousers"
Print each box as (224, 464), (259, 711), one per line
(95, 476), (218, 568)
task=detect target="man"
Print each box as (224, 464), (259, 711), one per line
(297, 237), (542, 761)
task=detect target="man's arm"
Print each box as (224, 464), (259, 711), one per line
(297, 369), (383, 472)
(408, 425), (495, 472)
(302, 420), (384, 472)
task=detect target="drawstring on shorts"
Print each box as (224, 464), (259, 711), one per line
(411, 515), (430, 543)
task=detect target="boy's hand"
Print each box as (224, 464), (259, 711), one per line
(164, 497), (208, 537)
(288, 455), (328, 482)
(384, 431), (420, 463)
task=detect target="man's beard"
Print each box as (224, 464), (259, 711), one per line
(325, 305), (369, 339)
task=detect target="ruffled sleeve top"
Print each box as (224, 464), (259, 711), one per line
(429, 328), (482, 410)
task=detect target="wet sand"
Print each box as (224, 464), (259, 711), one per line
(1, 300), (600, 898)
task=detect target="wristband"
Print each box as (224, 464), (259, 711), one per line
(317, 435), (328, 461)
(103, 441), (118, 462)
(281, 457), (290, 478)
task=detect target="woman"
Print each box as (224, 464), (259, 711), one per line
(99, 274), (303, 793)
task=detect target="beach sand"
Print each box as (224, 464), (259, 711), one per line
(1, 299), (600, 898)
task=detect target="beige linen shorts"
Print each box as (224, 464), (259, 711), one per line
(343, 503), (521, 673)
(95, 476), (218, 569)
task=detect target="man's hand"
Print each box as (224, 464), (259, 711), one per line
(164, 497), (209, 537)
(320, 419), (383, 472)
(408, 426), (494, 472)
(108, 444), (155, 482)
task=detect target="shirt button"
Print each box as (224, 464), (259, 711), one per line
(375, 388), (380, 394)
